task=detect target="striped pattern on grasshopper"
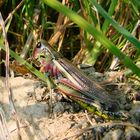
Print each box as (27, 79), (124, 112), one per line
(32, 40), (127, 120)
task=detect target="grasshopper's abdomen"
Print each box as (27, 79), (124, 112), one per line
(56, 58), (120, 113)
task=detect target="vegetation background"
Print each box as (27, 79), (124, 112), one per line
(0, 0), (140, 139)
(0, 0), (140, 80)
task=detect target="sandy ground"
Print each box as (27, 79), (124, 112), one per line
(0, 72), (140, 140)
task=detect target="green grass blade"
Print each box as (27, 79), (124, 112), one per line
(102, 0), (118, 33)
(90, 0), (140, 50)
(42, 0), (140, 77)
(87, 0), (118, 65)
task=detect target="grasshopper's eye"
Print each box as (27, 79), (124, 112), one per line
(36, 42), (42, 48)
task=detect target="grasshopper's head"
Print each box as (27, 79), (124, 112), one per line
(33, 41), (52, 58)
(32, 40), (63, 68)
(32, 40), (55, 67)
(32, 40), (61, 60)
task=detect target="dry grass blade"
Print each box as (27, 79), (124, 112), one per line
(110, 20), (140, 70)
(20, 9), (40, 59)
(43, 0), (140, 78)
(5, 0), (24, 24)
(0, 13), (22, 140)
(0, 107), (11, 140)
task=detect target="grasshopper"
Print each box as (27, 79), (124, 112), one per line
(32, 40), (127, 120)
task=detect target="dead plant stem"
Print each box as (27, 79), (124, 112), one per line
(0, 12), (22, 140)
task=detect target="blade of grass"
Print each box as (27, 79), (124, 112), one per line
(102, 0), (118, 33)
(42, 0), (140, 77)
(87, 0), (118, 65)
(90, 0), (140, 50)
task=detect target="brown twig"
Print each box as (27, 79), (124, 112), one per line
(5, 0), (24, 24)
(85, 110), (94, 126)
(48, 0), (74, 48)
(63, 121), (140, 140)
(48, 20), (72, 47)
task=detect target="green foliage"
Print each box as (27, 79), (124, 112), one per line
(42, 0), (140, 77)
(90, 0), (140, 49)
(1, 0), (140, 118)
(1, 0), (140, 78)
